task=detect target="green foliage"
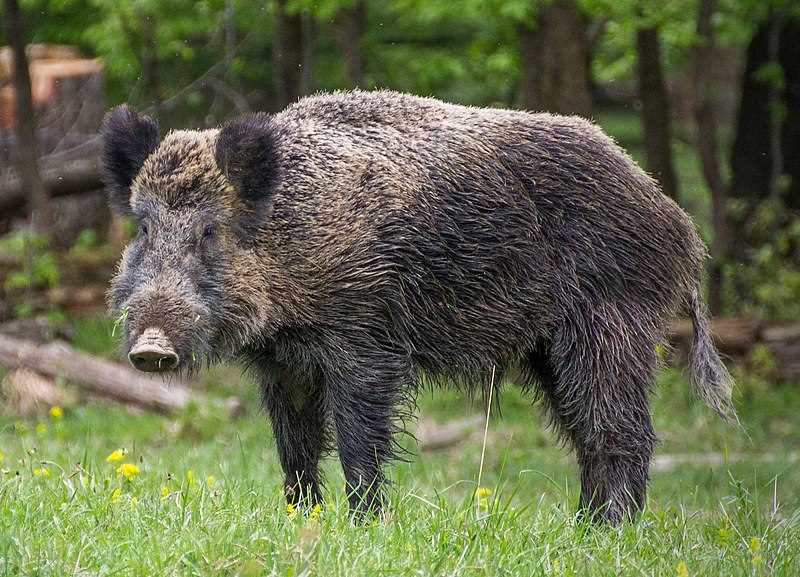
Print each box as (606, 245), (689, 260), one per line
(0, 230), (60, 294)
(725, 200), (800, 320)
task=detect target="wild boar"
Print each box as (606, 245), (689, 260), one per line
(102, 90), (734, 523)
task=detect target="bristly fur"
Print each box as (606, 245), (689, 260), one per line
(102, 89), (734, 524)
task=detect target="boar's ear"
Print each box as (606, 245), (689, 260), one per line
(215, 112), (281, 206)
(101, 105), (160, 214)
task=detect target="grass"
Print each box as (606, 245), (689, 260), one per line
(1, 316), (800, 575)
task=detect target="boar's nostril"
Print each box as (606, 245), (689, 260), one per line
(129, 349), (179, 372)
(128, 327), (180, 373)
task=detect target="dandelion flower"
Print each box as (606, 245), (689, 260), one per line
(110, 487), (121, 503)
(49, 406), (63, 419)
(309, 504), (322, 521)
(286, 502), (297, 519)
(106, 449), (126, 463)
(116, 462), (140, 481)
(160, 486), (170, 499)
(206, 475), (216, 487)
(35, 423), (47, 435)
(676, 561), (689, 577)
(475, 487), (491, 499)
(33, 467), (50, 478)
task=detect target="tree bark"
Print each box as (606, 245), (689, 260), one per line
(692, 0), (728, 315)
(274, 0), (305, 109)
(636, 26), (679, 201)
(3, 0), (52, 233)
(334, 1), (366, 87)
(518, 0), (592, 117)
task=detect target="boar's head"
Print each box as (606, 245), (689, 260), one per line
(102, 105), (284, 373)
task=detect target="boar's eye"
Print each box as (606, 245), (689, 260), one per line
(197, 223), (217, 246)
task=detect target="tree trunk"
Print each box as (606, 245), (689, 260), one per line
(301, 12), (314, 95)
(782, 18), (800, 211)
(3, 0), (52, 233)
(731, 14), (800, 215)
(139, 12), (162, 116)
(692, 0), (728, 315)
(636, 26), (679, 201)
(274, 0), (305, 109)
(334, 1), (366, 87)
(517, 0), (592, 117)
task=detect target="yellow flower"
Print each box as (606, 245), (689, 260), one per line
(676, 561), (689, 577)
(309, 503), (322, 521)
(110, 487), (121, 503)
(106, 449), (126, 463)
(49, 406), (63, 419)
(206, 475), (216, 487)
(160, 486), (170, 498)
(475, 487), (491, 499)
(33, 467), (50, 478)
(186, 469), (195, 486)
(116, 462), (140, 481)
(750, 537), (763, 565)
(286, 502), (297, 519)
(35, 423), (47, 435)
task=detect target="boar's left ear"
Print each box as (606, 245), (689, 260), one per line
(101, 105), (160, 214)
(215, 112), (281, 205)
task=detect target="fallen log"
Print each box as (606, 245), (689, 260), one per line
(668, 316), (800, 381)
(1, 367), (77, 416)
(0, 333), (191, 414)
(0, 153), (102, 213)
(418, 415), (485, 451)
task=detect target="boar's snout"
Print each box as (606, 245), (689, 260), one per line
(128, 327), (180, 373)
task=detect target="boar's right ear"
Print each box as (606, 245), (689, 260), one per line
(215, 112), (281, 206)
(101, 105), (160, 215)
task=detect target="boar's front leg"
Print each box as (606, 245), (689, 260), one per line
(251, 351), (329, 507)
(324, 345), (413, 518)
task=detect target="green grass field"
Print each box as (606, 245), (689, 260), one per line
(2, 317), (800, 576)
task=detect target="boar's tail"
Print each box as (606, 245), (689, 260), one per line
(685, 287), (738, 423)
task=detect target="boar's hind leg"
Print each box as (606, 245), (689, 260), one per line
(325, 347), (413, 519)
(528, 309), (658, 524)
(256, 359), (328, 507)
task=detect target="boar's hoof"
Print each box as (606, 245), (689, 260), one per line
(128, 327), (179, 372)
